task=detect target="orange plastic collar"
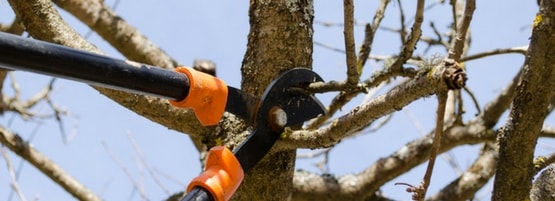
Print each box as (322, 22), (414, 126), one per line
(170, 67), (228, 126)
(187, 146), (244, 201)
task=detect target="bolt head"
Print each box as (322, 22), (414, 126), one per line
(269, 107), (287, 130)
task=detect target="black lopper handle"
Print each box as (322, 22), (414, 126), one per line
(0, 32), (189, 100)
(181, 187), (214, 201)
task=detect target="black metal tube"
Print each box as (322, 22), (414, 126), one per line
(181, 187), (214, 201)
(0, 32), (189, 100)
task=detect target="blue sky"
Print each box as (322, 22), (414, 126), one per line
(0, 1), (550, 200)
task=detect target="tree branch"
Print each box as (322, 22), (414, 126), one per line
(52, 0), (178, 69)
(426, 143), (497, 201)
(530, 163), (555, 201)
(1, 146), (28, 201)
(343, 0), (358, 85)
(0, 17), (24, 35)
(460, 46), (528, 62)
(306, 0), (391, 129)
(7, 0), (209, 138)
(283, 59), (450, 150)
(389, 0), (424, 72)
(405, 89), (448, 201)
(290, 120), (496, 200)
(493, 0), (555, 199)
(0, 125), (102, 201)
(448, 0), (476, 61)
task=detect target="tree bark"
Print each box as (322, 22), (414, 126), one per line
(492, 0), (555, 200)
(531, 163), (555, 201)
(231, 1), (314, 200)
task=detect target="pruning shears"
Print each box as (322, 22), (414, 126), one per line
(0, 32), (326, 201)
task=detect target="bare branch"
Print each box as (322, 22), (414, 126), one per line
(405, 88), (448, 201)
(448, 0), (476, 61)
(460, 46), (528, 62)
(7, 0), (209, 138)
(1, 146), (28, 201)
(356, 0), (390, 70)
(102, 141), (149, 200)
(389, 0), (425, 72)
(463, 86), (481, 115)
(493, 0), (555, 199)
(290, 121), (497, 200)
(127, 133), (171, 196)
(427, 143), (497, 201)
(52, 0), (178, 68)
(343, 0), (358, 85)
(283, 59), (449, 150)
(396, 0), (407, 44)
(290, 55), (520, 199)
(0, 125), (101, 201)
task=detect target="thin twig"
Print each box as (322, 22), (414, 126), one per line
(127, 133), (171, 195)
(343, 0), (358, 85)
(397, 0), (407, 44)
(405, 90), (448, 201)
(449, 0), (458, 33)
(448, 0), (476, 61)
(152, 168), (186, 187)
(389, 0), (425, 72)
(0, 125), (101, 201)
(102, 141), (149, 200)
(307, 0), (392, 129)
(460, 46), (528, 62)
(463, 86), (481, 115)
(356, 0), (390, 71)
(1, 146), (28, 201)
(427, 143), (497, 201)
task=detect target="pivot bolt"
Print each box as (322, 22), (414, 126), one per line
(269, 107), (287, 131)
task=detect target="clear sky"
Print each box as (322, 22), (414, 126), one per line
(0, 1), (550, 201)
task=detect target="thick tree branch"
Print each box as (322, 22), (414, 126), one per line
(51, 0), (209, 152)
(232, 1), (316, 200)
(52, 0), (178, 69)
(0, 125), (101, 201)
(493, 0), (555, 199)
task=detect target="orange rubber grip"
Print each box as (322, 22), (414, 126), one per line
(187, 146), (244, 201)
(170, 67), (228, 126)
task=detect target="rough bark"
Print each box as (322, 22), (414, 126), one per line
(52, 0), (178, 69)
(492, 0), (555, 200)
(531, 164), (555, 201)
(231, 1), (314, 200)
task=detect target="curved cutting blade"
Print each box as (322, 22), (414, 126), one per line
(233, 68), (326, 172)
